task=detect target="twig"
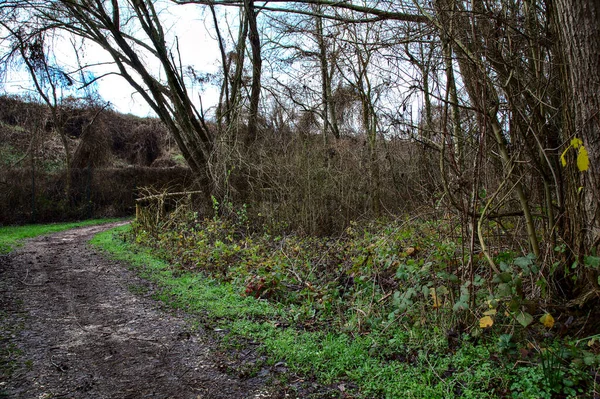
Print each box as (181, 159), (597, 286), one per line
(20, 269), (43, 287)
(50, 355), (68, 372)
(136, 190), (204, 202)
(378, 291), (392, 303)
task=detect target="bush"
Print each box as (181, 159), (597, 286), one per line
(0, 167), (196, 224)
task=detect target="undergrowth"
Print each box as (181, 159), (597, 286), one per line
(91, 208), (600, 398)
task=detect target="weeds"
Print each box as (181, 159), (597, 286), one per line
(89, 209), (599, 398)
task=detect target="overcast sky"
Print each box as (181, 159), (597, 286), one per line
(1, 2), (223, 118)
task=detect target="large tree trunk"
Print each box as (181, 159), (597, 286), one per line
(554, 0), (600, 255)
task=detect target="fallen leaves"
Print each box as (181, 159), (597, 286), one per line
(539, 313), (555, 328)
(479, 316), (494, 328)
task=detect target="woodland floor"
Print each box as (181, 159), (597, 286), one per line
(0, 223), (285, 399)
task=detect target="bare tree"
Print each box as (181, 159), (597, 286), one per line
(1, 23), (78, 198)
(244, 0), (262, 143)
(2, 0), (216, 184)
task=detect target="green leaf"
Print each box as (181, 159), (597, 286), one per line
(473, 274), (485, 286)
(508, 299), (521, 312)
(499, 272), (512, 283)
(422, 285), (430, 297)
(437, 271), (458, 283)
(530, 264), (539, 274)
(421, 261), (433, 272)
(514, 277), (523, 291)
(497, 283), (512, 297)
(515, 311), (533, 327)
(396, 268), (408, 280)
(583, 352), (597, 366)
(514, 256), (532, 269)
(436, 285), (449, 295)
(584, 255), (600, 269)
(536, 277), (548, 295)
(554, 244), (566, 253)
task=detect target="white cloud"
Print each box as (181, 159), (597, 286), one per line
(2, 1), (223, 118)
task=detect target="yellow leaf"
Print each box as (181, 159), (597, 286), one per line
(571, 137), (583, 149)
(577, 146), (590, 172)
(405, 247), (416, 257)
(430, 288), (442, 309)
(560, 148), (568, 167)
(479, 316), (494, 328)
(483, 309), (497, 316)
(539, 313), (555, 328)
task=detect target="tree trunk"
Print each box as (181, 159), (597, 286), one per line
(244, 0), (262, 144)
(554, 0), (600, 255)
(315, 11), (339, 141)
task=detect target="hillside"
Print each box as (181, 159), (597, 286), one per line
(0, 95), (195, 224)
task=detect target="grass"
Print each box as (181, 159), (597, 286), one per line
(90, 224), (595, 398)
(0, 218), (124, 254)
(90, 226), (282, 323)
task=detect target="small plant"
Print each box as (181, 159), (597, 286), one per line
(113, 213), (598, 398)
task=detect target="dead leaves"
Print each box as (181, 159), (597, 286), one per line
(479, 316), (494, 329)
(429, 286), (448, 309)
(539, 313), (555, 328)
(478, 311), (556, 330)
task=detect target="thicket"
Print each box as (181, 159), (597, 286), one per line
(129, 190), (600, 397)
(129, 118), (599, 396)
(126, 86), (599, 395)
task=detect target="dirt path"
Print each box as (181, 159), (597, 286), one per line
(0, 223), (280, 399)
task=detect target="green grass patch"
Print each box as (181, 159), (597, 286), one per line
(90, 226), (282, 324)
(0, 218), (124, 254)
(90, 224), (595, 398)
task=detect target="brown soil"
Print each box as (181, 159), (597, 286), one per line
(0, 222), (284, 399)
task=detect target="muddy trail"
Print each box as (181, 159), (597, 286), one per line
(0, 223), (283, 399)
